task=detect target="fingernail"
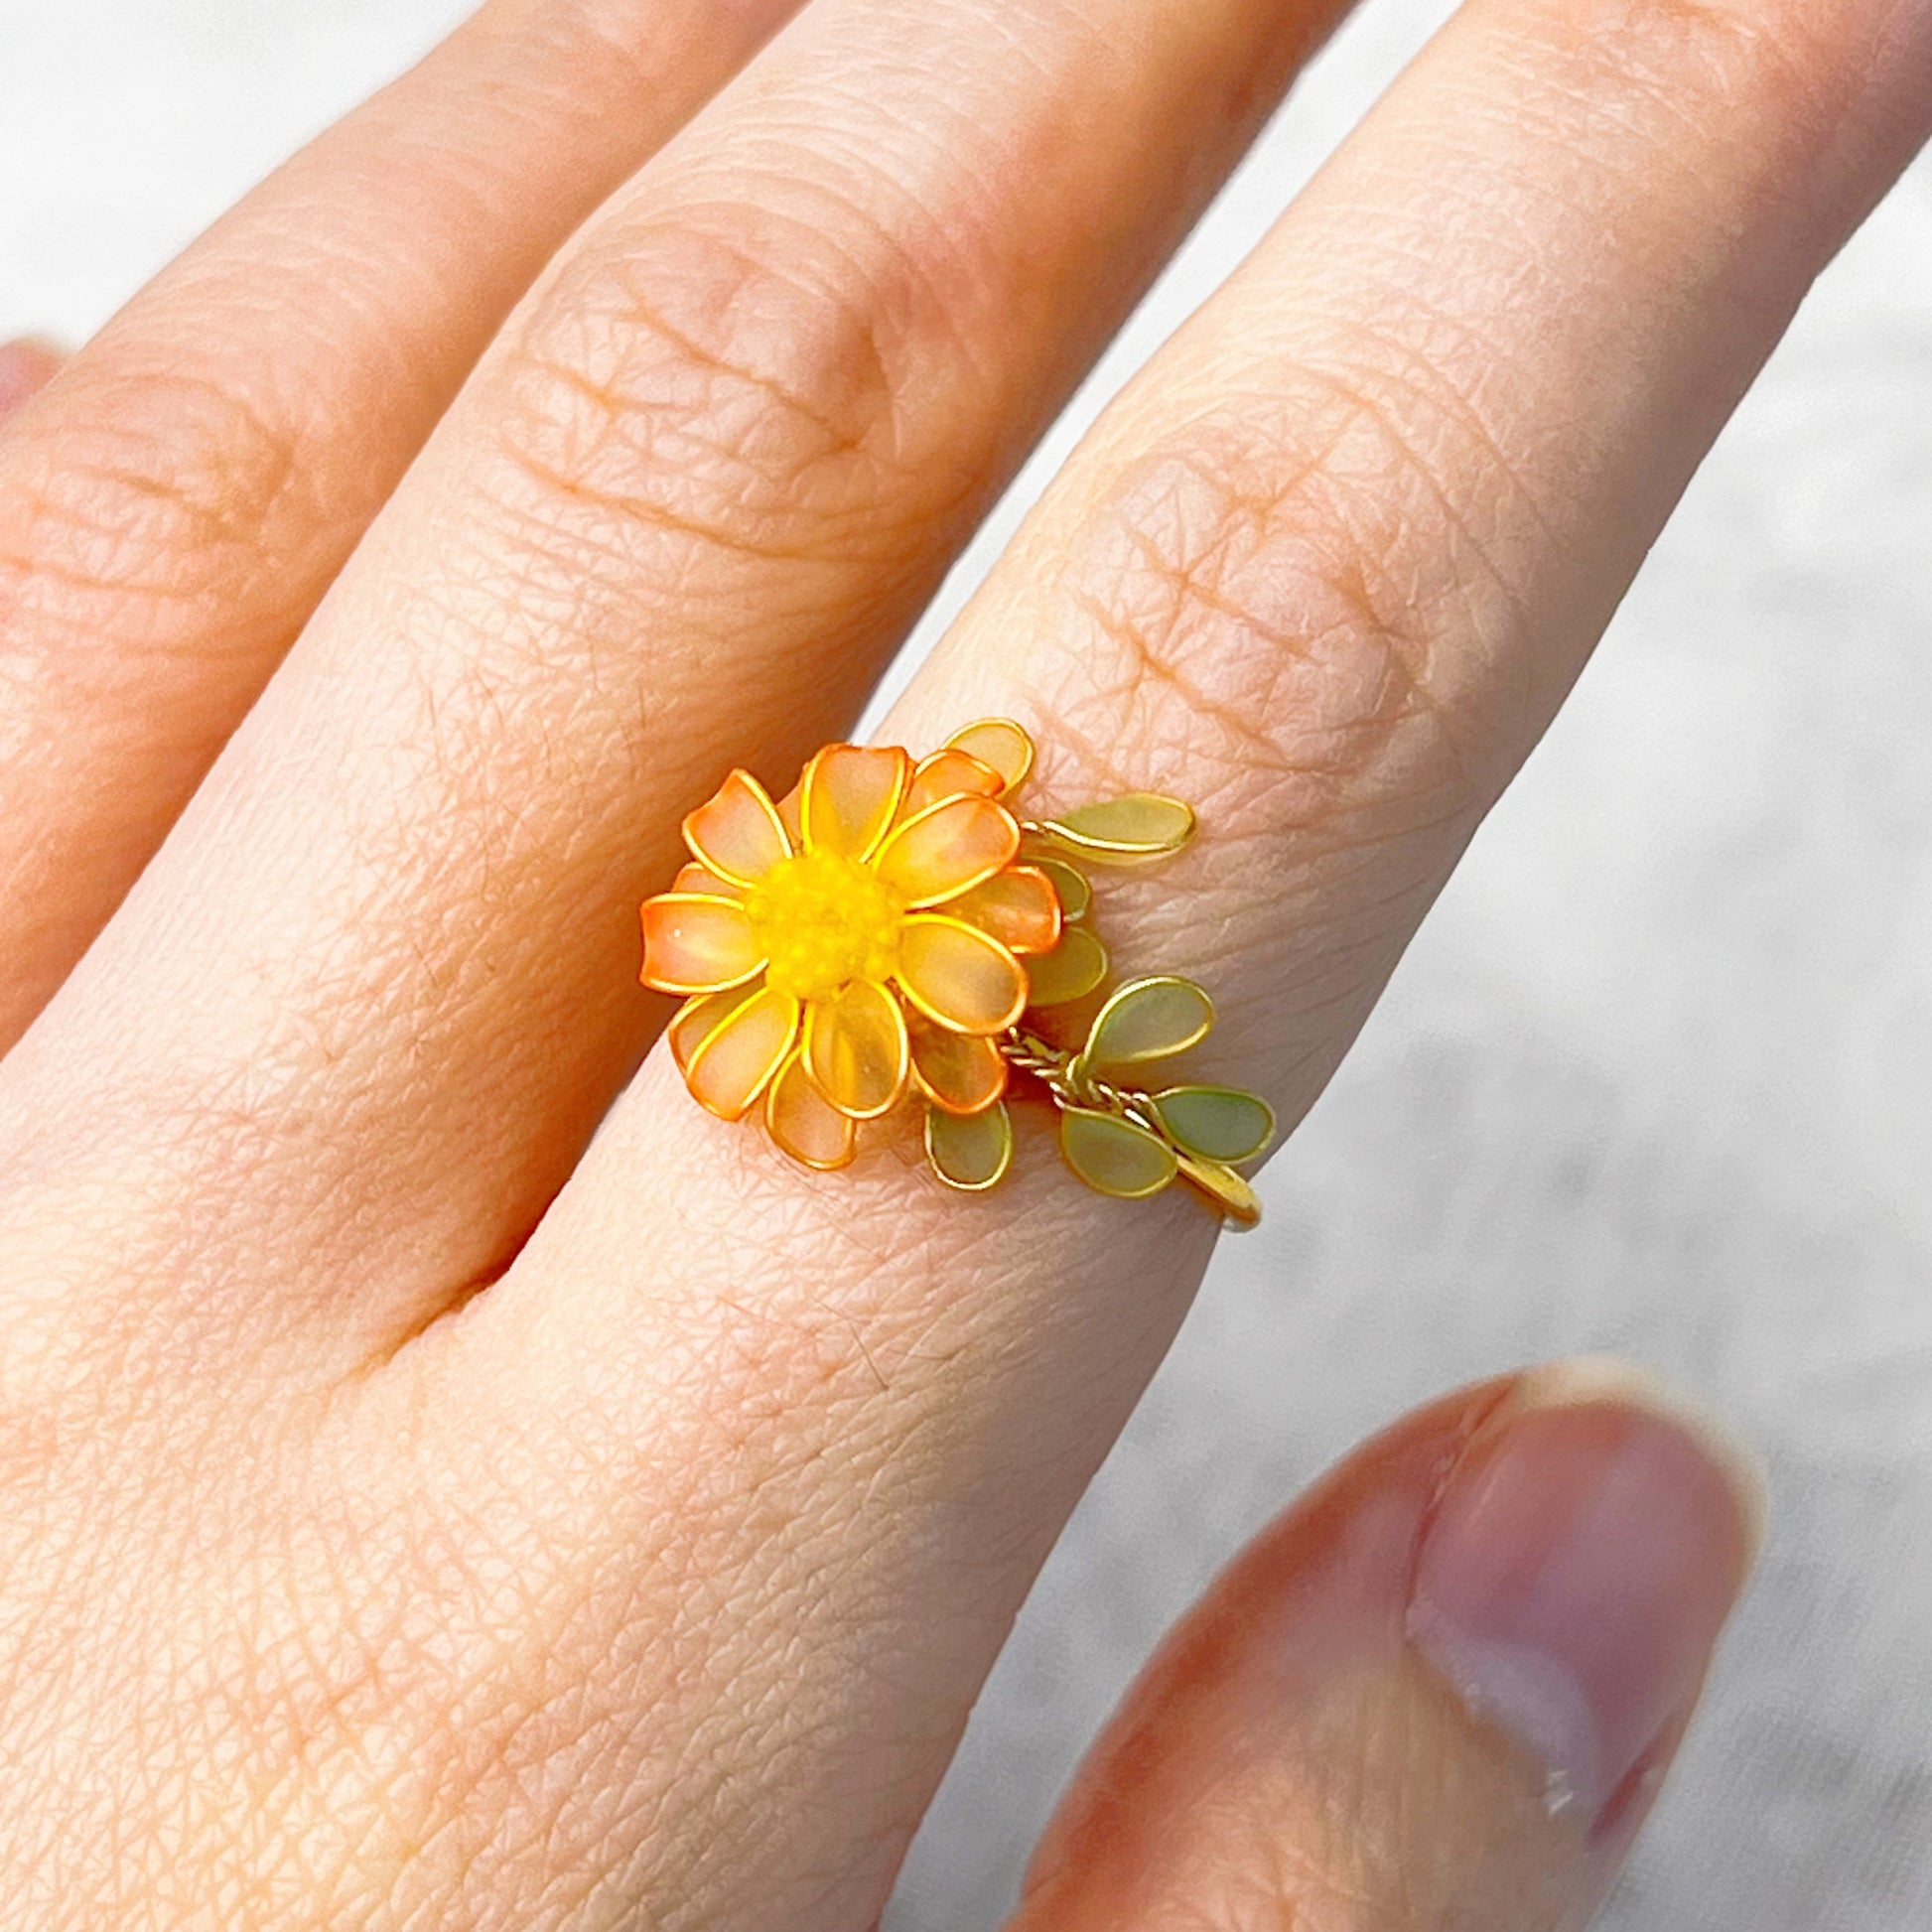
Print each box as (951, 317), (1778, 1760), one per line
(0, 337), (64, 419)
(1407, 1357), (1765, 1831)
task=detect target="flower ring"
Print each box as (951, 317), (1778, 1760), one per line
(639, 720), (1276, 1223)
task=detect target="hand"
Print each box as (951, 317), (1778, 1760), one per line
(0, 0), (1919, 1925)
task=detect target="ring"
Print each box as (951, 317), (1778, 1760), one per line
(638, 720), (1273, 1225)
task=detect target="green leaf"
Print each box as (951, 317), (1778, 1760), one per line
(1024, 925), (1108, 1007)
(1151, 1085), (1275, 1164)
(925, 1101), (1013, 1191)
(1034, 792), (1195, 864)
(1059, 1108), (1177, 1199)
(1081, 975), (1213, 1068)
(1033, 857), (1091, 922)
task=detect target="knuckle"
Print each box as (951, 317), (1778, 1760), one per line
(0, 366), (306, 670)
(489, 197), (983, 573)
(1035, 357), (1533, 841)
(1561, 0), (1870, 139)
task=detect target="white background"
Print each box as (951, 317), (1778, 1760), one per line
(3, 2), (1930, 1925)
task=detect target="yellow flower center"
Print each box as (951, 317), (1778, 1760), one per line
(744, 851), (904, 1004)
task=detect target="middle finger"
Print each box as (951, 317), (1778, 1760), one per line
(1, 0), (1349, 1364)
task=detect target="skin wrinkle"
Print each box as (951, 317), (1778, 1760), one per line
(475, 228), (984, 620)
(1298, 316), (1558, 588)
(1061, 583), (1304, 773)
(1574, 0), (1855, 147)
(1252, 1825), (1377, 1929)
(721, 119), (1005, 379)
(0, 345), (399, 728)
(0, 498), (259, 655)
(520, 312), (866, 473)
(1032, 651), (1435, 1087)
(516, 0), (720, 110)
(1498, 0), (1885, 219)
(1032, 430), (1485, 861)
(0, 1409), (330, 1911)
(493, 440), (872, 572)
(11, 365), (307, 558)
(217, 1448), (591, 1922)
(503, 209), (930, 492)
(690, 8), (1141, 391)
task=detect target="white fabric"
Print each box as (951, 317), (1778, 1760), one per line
(2, 3), (1928, 1925)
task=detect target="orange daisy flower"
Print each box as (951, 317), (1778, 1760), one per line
(640, 721), (1062, 1170)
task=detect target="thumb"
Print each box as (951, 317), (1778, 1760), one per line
(1010, 1360), (1764, 1932)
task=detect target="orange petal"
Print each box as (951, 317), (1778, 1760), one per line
(944, 718), (1035, 792)
(803, 977), (910, 1119)
(685, 985), (799, 1120)
(640, 895), (764, 994)
(946, 865), (1062, 955)
(908, 1012), (1008, 1115)
(764, 1048), (858, 1170)
(674, 860), (740, 897)
(801, 744), (911, 861)
(682, 769), (790, 886)
(776, 782), (803, 844)
(896, 915), (1027, 1035)
(668, 986), (757, 1072)
(903, 748), (1004, 817)
(873, 794), (1020, 908)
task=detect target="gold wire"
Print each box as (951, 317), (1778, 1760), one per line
(999, 1028), (1253, 1225)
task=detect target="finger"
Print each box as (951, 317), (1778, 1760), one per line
(0, 338), (62, 422)
(897, 0), (1932, 1151)
(476, 0), (1919, 1919)
(1011, 1364), (1762, 1932)
(0, 0), (798, 1048)
(6, 0), (1353, 1359)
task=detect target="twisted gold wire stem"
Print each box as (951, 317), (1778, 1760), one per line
(999, 1028), (1264, 1229)
(1000, 1029), (1159, 1130)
